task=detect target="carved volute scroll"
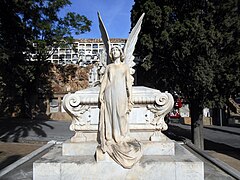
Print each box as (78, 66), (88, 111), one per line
(147, 91), (174, 141)
(62, 88), (174, 143)
(147, 92), (174, 130)
(63, 93), (90, 142)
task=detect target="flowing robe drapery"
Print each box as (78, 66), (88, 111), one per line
(99, 63), (142, 168)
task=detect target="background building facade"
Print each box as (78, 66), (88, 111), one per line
(47, 38), (126, 67)
(31, 38), (127, 86)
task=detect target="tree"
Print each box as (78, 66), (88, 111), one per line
(131, 0), (240, 149)
(0, 0), (91, 117)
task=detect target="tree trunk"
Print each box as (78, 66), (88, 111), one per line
(190, 101), (204, 150)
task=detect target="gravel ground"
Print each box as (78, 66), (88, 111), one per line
(0, 142), (44, 170)
(206, 150), (240, 171)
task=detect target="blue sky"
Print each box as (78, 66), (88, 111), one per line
(60, 0), (135, 38)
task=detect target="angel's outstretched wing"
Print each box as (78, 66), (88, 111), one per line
(124, 13), (145, 75)
(97, 12), (111, 65)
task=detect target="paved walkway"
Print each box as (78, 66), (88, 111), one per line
(167, 123), (240, 150)
(169, 123), (240, 135)
(204, 125), (240, 135)
(0, 119), (239, 179)
(1, 118), (239, 144)
(0, 119), (73, 143)
(166, 122), (240, 174)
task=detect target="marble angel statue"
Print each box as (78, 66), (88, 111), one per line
(97, 12), (145, 169)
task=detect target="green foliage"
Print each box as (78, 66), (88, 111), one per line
(132, 0), (240, 109)
(0, 0), (91, 117)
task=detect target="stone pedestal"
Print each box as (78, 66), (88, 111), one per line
(62, 86), (175, 143)
(62, 137), (175, 157)
(142, 140), (175, 155)
(33, 141), (204, 180)
(62, 140), (98, 156)
(33, 86), (204, 179)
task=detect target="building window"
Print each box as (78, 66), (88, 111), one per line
(53, 49), (58, 54)
(92, 50), (98, 55)
(79, 44), (85, 48)
(73, 48), (78, 53)
(93, 44), (98, 48)
(66, 54), (71, 59)
(86, 49), (91, 55)
(72, 59), (78, 64)
(66, 49), (71, 53)
(60, 49), (65, 53)
(72, 54), (78, 59)
(59, 54), (65, 59)
(59, 59), (65, 64)
(86, 55), (91, 60)
(86, 44), (91, 48)
(53, 60), (59, 64)
(73, 43), (78, 47)
(52, 55), (58, 59)
(66, 60), (71, 64)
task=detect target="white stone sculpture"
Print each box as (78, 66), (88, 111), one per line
(34, 13), (204, 180)
(61, 12), (175, 168)
(97, 12), (145, 169)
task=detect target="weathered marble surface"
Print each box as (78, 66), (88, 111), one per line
(62, 134), (174, 156)
(63, 85), (174, 168)
(62, 140), (98, 156)
(63, 86), (174, 142)
(98, 45), (142, 168)
(33, 142), (204, 180)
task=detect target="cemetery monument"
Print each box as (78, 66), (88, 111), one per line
(33, 12), (204, 180)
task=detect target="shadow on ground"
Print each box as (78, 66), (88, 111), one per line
(0, 117), (54, 142)
(163, 124), (191, 141)
(0, 155), (22, 170)
(204, 139), (240, 160)
(164, 124), (240, 161)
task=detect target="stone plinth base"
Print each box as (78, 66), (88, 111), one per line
(142, 139), (175, 155)
(33, 142), (203, 180)
(62, 136), (174, 156)
(62, 140), (98, 156)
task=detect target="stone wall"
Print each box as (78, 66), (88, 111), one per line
(43, 64), (92, 120)
(49, 64), (90, 93)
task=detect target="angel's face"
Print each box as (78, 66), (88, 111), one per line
(111, 47), (121, 59)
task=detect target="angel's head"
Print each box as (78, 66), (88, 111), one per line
(110, 46), (125, 62)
